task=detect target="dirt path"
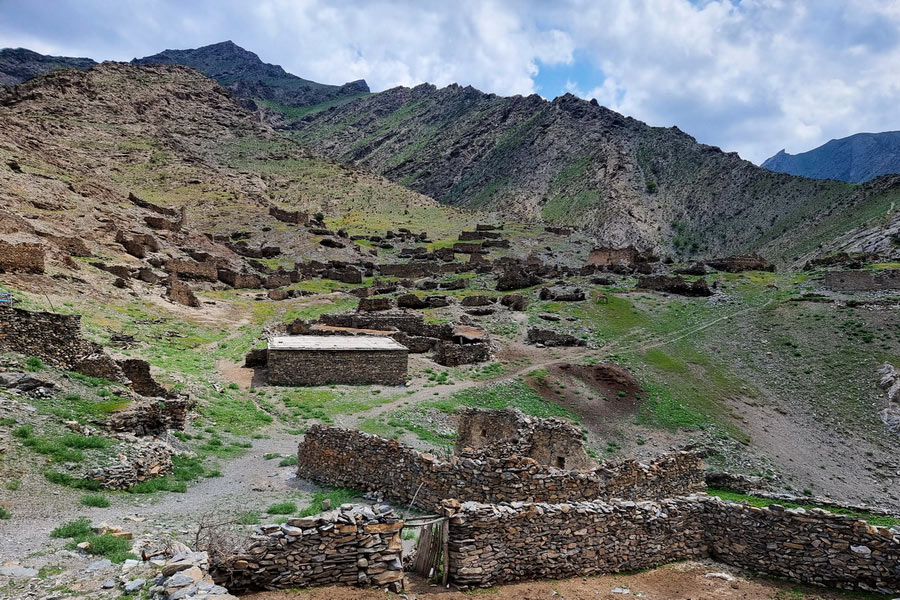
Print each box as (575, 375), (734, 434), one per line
(243, 559), (858, 600)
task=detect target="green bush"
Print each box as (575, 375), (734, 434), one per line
(61, 434), (113, 449)
(80, 494), (110, 508)
(266, 501), (297, 515)
(44, 471), (102, 490)
(24, 356), (44, 372)
(51, 517), (93, 539)
(278, 456), (298, 467)
(0, 507), (11, 520)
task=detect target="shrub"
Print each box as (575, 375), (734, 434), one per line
(61, 434), (113, 449)
(0, 507), (11, 520)
(44, 471), (102, 490)
(266, 501), (297, 515)
(80, 494), (110, 508)
(314, 212), (325, 222)
(24, 356), (43, 372)
(278, 456), (298, 467)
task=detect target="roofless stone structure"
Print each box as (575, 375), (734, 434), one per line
(266, 335), (407, 386)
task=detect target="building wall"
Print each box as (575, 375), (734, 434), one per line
(268, 349), (407, 386)
(0, 305), (100, 368)
(825, 269), (900, 291)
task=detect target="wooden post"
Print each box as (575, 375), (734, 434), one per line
(441, 518), (450, 586)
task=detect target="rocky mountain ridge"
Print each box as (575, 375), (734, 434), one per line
(290, 83), (900, 260)
(132, 41), (369, 109)
(762, 131), (900, 183)
(0, 47), (97, 87)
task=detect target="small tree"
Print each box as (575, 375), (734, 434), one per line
(314, 212), (325, 222)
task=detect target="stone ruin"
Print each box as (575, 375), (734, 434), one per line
(0, 304), (193, 488)
(455, 408), (593, 470)
(705, 253), (774, 273)
(825, 269), (900, 292)
(637, 274), (712, 297)
(586, 246), (656, 270)
(0, 240), (46, 274)
(878, 363), (900, 434)
(527, 327), (586, 347)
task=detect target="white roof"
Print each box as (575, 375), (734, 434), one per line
(268, 335), (407, 351)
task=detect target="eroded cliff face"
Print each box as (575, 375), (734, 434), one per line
(291, 84), (869, 258)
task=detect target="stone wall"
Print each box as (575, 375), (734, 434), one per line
(446, 497), (706, 587)
(268, 348), (407, 386)
(433, 341), (490, 366)
(296, 426), (705, 512)
(212, 504), (404, 593)
(455, 409), (593, 470)
(526, 328), (586, 347)
(445, 496), (900, 593)
(165, 259), (218, 282)
(106, 398), (194, 435)
(0, 241), (45, 273)
(268, 206), (309, 225)
(0, 306), (100, 368)
(825, 269), (900, 291)
(85, 437), (173, 490)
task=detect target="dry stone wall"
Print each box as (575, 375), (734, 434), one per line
(296, 426), (705, 512)
(445, 496), (900, 594)
(446, 497), (706, 586)
(0, 241), (45, 273)
(85, 437), (174, 490)
(268, 348), (407, 386)
(213, 504), (404, 593)
(0, 306), (101, 369)
(825, 269), (900, 291)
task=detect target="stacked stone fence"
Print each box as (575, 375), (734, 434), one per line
(296, 426), (705, 512)
(825, 269), (900, 291)
(212, 504), (404, 592)
(445, 496), (900, 593)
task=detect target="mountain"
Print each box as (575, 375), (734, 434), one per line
(762, 131), (900, 183)
(288, 83), (887, 259)
(132, 40), (369, 109)
(0, 47), (97, 87)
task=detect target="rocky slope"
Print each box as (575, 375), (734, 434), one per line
(0, 47), (97, 87)
(290, 84), (893, 259)
(132, 41), (369, 109)
(763, 132), (900, 183)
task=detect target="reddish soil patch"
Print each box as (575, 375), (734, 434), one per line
(526, 362), (641, 439)
(241, 560), (854, 599)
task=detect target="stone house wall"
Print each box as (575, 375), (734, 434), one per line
(379, 262), (442, 278)
(446, 496), (900, 593)
(433, 341), (490, 366)
(165, 259), (218, 282)
(268, 206), (309, 225)
(0, 306), (100, 368)
(268, 348), (407, 386)
(0, 241), (45, 273)
(455, 408), (594, 470)
(296, 426), (705, 512)
(213, 505), (404, 592)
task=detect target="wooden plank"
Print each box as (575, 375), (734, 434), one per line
(441, 518), (449, 586)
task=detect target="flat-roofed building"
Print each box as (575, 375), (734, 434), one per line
(267, 335), (408, 386)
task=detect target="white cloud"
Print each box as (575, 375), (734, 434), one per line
(1, 0), (898, 162)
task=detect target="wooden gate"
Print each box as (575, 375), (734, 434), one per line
(405, 515), (449, 584)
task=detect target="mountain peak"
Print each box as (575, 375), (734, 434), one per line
(762, 132), (900, 182)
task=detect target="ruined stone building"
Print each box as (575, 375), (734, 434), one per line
(266, 335), (408, 386)
(455, 408), (594, 470)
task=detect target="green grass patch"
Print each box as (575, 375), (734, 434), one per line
(437, 379), (579, 422)
(0, 507), (10, 520)
(51, 517), (93, 539)
(298, 488), (361, 517)
(707, 489), (900, 527)
(80, 494), (110, 508)
(278, 456), (298, 467)
(267, 501), (297, 515)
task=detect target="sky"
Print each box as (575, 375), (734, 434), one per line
(2, 0), (899, 164)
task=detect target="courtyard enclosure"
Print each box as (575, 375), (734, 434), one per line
(266, 335), (408, 386)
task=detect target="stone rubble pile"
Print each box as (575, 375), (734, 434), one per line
(85, 437), (174, 490)
(150, 550), (237, 599)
